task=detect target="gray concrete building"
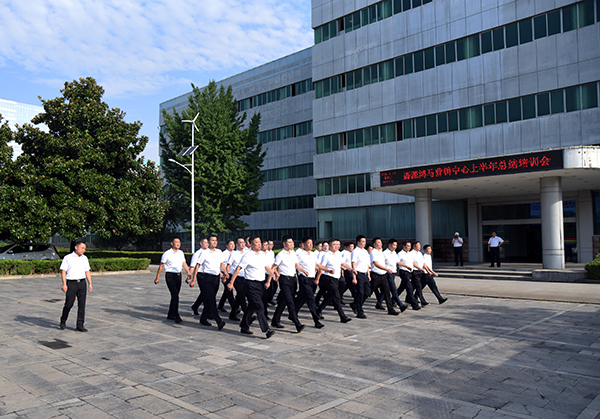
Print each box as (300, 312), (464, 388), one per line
(161, 0), (600, 268)
(311, 0), (600, 268)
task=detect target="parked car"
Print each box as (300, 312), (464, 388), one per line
(0, 243), (60, 260)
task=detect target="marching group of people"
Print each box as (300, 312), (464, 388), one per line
(154, 234), (448, 339)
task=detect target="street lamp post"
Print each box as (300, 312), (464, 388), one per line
(171, 112), (199, 252)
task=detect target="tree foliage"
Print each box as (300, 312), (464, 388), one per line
(0, 77), (167, 244)
(160, 81), (265, 237)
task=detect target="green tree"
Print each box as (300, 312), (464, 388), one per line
(160, 80), (265, 237)
(0, 77), (167, 246)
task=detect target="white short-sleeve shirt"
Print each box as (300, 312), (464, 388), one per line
(274, 249), (299, 277)
(296, 248), (317, 278)
(370, 248), (387, 275)
(398, 250), (413, 272)
(161, 248), (186, 273)
(228, 250), (245, 277)
(411, 249), (425, 270)
(239, 251), (269, 281)
(488, 236), (504, 247)
(383, 248), (399, 271)
(351, 247), (370, 274)
(196, 248), (225, 276)
(60, 252), (91, 280)
(321, 250), (343, 279)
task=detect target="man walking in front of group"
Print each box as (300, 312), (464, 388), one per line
(190, 235), (227, 330)
(270, 235), (305, 333)
(155, 238), (191, 323)
(59, 241), (93, 332)
(228, 236), (276, 338)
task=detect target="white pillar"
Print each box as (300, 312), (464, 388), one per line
(577, 190), (594, 263)
(414, 189), (432, 246)
(540, 177), (564, 269)
(467, 198), (480, 262)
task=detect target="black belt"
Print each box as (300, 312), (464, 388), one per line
(280, 274), (296, 279)
(67, 278), (86, 282)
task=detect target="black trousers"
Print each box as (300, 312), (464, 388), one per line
(272, 275), (301, 326)
(200, 273), (222, 324)
(165, 272), (182, 319)
(262, 275), (277, 318)
(295, 276), (320, 323)
(370, 272), (394, 312)
(231, 276), (247, 314)
(317, 275), (347, 320)
(397, 270), (419, 308)
(411, 270), (427, 304)
(191, 272), (204, 312)
(353, 272), (371, 315)
(490, 247), (501, 267)
(344, 270), (357, 299)
(240, 279), (270, 333)
(378, 274), (404, 307)
(420, 273), (445, 302)
(61, 279), (87, 327)
(218, 277), (236, 310)
(454, 247), (463, 266)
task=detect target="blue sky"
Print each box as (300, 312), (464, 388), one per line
(0, 0), (313, 164)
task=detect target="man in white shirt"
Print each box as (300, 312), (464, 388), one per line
(155, 238), (191, 323)
(270, 235), (305, 333)
(380, 239), (408, 312)
(218, 239), (236, 314)
(488, 232), (504, 267)
(314, 241), (329, 306)
(396, 241), (421, 311)
(370, 237), (400, 316)
(262, 240), (277, 319)
(294, 236), (324, 328)
(422, 244), (448, 304)
(410, 241), (428, 306)
(340, 242), (356, 303)
(190, 237), (209, 316)
(317, 238), (353, 323)
(190, 235), (227, 330)
(452, 232), (464, 267)
(226, 237), (247, 321)
(228, 236), (277, 338)
(59, 241), (93, 332)
(351, 235), (371, 319)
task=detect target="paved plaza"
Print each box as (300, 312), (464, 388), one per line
(0, 272), (599, 419)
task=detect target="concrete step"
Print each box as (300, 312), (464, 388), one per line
(435, 268), (533, 281)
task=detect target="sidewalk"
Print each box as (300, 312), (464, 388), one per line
(0, 272), (599, 418)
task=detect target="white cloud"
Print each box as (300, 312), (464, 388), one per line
(0, 0), (313, 97)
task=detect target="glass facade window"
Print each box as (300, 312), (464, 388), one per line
(509, 97), (522, 121)
(414, 50), (425, 72)
(566, 86), (582, 112)
(537, 93), (550, 116)
(484, 104), (495, 125)
(534, 15), (548, 39)
(437, 113), (448, 133)
(445, 42), (456, 63)
(548, 10), (561, 35)
(582, 82), (599, 109)
(496, 101), (508, 123)
(506, 22), (519, 48)
(563, 4), (578, 32)
(493, 27), (505, 51)
(448, 111), (459, 132)
(481, 31), (493, 53)
(519, 18), (533, 44)
(435, 45), (445, 65)
(522, 95), (536, 120)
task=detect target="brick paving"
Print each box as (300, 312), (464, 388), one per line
(0, 273), (599, 418)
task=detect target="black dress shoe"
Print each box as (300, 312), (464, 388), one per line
(388, 310), (400, 316)
(266, 329), (275, 339)
(271, 322), (284, 329)
(296, 324), (305, 333)
(421, 302), (429, 307)
(200, 321), (212, 326)
(375, 303), (385, 310)
(59, 322), (66, 330)
(350, 303), (357, 314)
(218, 307), (228, 313)
(229, 315), (240, 321)
(439, 298), (448, 305)
(357, 313), (367, 319)
(191, 306), (199, 316)
(340, 317), (352, 323)
(167, 316), (176, 320)
(175, 316), (183, 323)
(240, 329), (253, 335)
(400, 304), (408, 313)
(316, 311), (323, 319)
(412, 305), (421, 311)
(218, 321), (226, 330)
(76, 326), (88, 332)
(314, 321), (324, 329)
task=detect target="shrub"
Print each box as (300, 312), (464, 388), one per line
(584, 253), (600, 279)
(0, 258), (150, 276)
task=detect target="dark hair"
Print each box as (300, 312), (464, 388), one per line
(226, 239), (234, 245)
(413, 241), (420, 247)
(388, 238), (397, 247)
(344, 241), (352, 247)
(236, 236), (244, 242)
(282, 235), (293, 243)
(301, 236), (313, 244)
(401, 240), (411, 248)
(423, 244), (431, 251)
(356, 235), (366, 243)
(372, 237), (382, 245)
(328, 237), (339, 246)
(74, 240), (86, 248)
(209, 234), (218, 241)
(171, 237), (181, 243)
(249, 235), (261, 244)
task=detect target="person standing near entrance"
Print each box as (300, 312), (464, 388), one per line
(59, 241), (93, 332)
(488, 232), (504, 267)
(155, 238), (191, 323)
(452, 232), (464, 267)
